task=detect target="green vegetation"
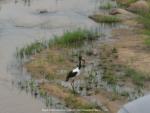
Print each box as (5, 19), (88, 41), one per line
(100, 2), (116, 9)
(99, 45), (147, 87)
(17, 29), (99, 59)
(89, 14), (121, 23)
(17, 41), (47, 59)
(53, 29), (99, 47)
(120, 91), (129, 97)
(142, 29), (150, 36)
(102, 73), (117, 85)
(137, 11), (150, 47)
(124, 68), (145, 87)
(64, 95), (99, 113)
(144, 38), (150, 47)
(117, 0), (138, 7)
(138, 12), (150, 30)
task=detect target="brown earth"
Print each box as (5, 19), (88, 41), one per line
(112, 27), (150, 76)
(128, 0), (150, 12)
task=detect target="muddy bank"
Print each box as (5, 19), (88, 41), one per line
(22, 27), (150, 113)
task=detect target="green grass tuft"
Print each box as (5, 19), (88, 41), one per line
(89, 14), (121, 23)
(125, 68), (145, 87)
(102, 73), (118, 85)
(64, 95), (99, 113)
(100, 2), (116, 10)
(137, 9), (150, 27)
(137, 11), (150, 47)
(17, 41), (47, 58)
(144, 37), (150, 46)
(117, 0), (138, 7)
(54, 29), (99, 46)
(138, 12), (150, 30)
(142, 29), (150, 36)
(17, 29), (100, 59)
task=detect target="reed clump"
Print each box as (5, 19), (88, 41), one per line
(17, 29), (100, 59)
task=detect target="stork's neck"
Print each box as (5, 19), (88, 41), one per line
(78, 59), (81, 69)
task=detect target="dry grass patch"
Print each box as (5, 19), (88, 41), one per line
(40, 83), (102, 113)
(118, 48), (150, 76)
(113, 28), (150, 77)
(25, 47), (74, 80)
(40, 83), (68, 99)
(95, 91), (127, 113)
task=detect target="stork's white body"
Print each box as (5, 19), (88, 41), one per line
(65, 55), (84, 82)
(73, 67), (80, 76)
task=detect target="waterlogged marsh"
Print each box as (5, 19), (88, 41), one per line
(0, 0), (129, 113)
(0, 0), (116, 112)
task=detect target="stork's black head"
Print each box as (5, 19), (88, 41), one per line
(78, 55), (85, 68)
(79, 55), (82, 61)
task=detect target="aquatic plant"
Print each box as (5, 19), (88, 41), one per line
(16, 41), (47, 58)
(53, 29), (99, 47)
(17, 29), (100, 59)
(100, 2), (116, 9)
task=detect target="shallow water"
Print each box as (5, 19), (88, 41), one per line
(0, 0), (122, 112)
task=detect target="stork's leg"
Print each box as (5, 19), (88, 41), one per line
(71, 79), (75, 94)
(71, 79), (74, 87)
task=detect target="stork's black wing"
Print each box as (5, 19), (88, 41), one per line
(65, 71), (77, 81)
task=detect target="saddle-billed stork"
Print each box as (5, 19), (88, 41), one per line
(65, 55), (85, 82)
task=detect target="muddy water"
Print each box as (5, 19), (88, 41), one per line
(0, 0), (121, 112)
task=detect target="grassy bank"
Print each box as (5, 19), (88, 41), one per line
(117, 0), (138, 7)
(41, 83), (101, 113)
(17, 28), (104, 112)
(89, 14), (121, 23)
(100, 2), (116, 10)
(136, 11), (150, 47)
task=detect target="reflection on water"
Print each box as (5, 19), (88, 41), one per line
(24, 0), (31, 6)
(15, 0), (31, 6)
